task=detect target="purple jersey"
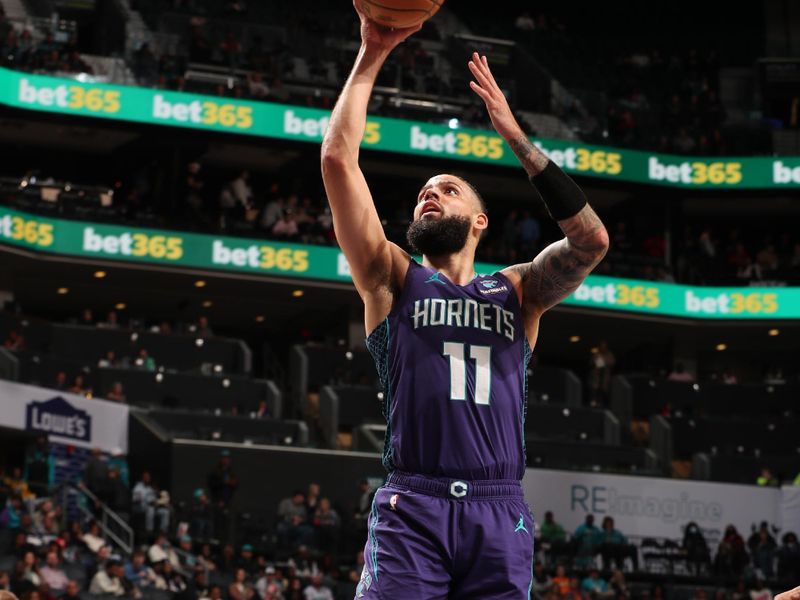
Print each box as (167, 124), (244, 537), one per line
(366, 259), (532, 481)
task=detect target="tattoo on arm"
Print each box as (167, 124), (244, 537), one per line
(512, 204), (609, 312)
(508, 134), (549, 177)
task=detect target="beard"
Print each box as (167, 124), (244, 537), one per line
(406, 214), (472, 257)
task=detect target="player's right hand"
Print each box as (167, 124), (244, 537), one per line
(775, 586), (800, 600)
(353, 0), (422, 51)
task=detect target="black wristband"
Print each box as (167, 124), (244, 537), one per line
(529, 161), (588, 221)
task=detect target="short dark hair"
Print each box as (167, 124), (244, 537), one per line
(452, 175), (487, 215)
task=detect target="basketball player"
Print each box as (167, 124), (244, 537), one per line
(321, 5), (609, 598)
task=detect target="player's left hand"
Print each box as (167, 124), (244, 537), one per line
(467, 52), (522, 140)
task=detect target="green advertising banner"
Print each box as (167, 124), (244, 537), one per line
(1, 205), (797, 319)
(2, 67), (799, 189)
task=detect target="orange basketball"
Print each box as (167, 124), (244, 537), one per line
(356, 0), (444, 29)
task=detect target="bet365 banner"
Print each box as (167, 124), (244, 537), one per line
(2, 67), (799, 189)
(2, 205), (799, 319)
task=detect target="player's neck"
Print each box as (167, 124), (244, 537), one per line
(422, 252), (477, 286)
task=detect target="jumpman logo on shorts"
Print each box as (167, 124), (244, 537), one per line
(514, 513), (529, 534)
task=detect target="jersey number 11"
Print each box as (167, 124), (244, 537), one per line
(443, 342), (492, 405)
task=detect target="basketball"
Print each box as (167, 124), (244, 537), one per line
(356, 0), (444, 29)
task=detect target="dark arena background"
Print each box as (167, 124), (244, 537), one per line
(0, 0), (799, 599)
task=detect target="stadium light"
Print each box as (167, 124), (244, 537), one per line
(202, 300), (213, 308)
(569, 335), (580, 343)
(57, 287), (69, 295)
(715, 343), (727, 351)
(768, 328), (780, 336)
(94, 271), (106, 279)
(292, 289), (304, 298)
(194, 280), (207, 288)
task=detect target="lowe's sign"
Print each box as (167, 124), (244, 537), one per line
(0, 380), (128, 452)
(25, 397), (91, 442)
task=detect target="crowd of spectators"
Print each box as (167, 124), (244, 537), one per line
(4, 449), (800, 600)
(0, 11), (91, 76)
(5, 162), (800, 288)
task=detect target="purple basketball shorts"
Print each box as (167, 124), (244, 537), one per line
(356, 471), (535, 599)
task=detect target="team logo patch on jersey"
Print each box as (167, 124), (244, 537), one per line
(478, 278), (508, 295)
(389, 493), (399, 510)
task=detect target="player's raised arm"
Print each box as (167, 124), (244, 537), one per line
(320, 4), (420, 303)
(467, 52), (609, 315)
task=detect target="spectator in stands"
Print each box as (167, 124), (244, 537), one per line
(277, 491), (313, 550)
(252, 400), (270, 419)
(598, 517), (637, 571)
(581, 569), (613, 599)
(305, 483), (321, 515)
(208, 450), (238, 510)
(748, 522), (777, 577)
(572, 514), (600, 568)
(97, 311), (119, 330)
(715, 524), (748, 577)
(721, 367), (738, 385)
(79, 309), (95, 326)
(312, 497), (341, 554)
(53, 372), (68, 391)
(515, 11), (536, 31)
(530, 562), (553, 600)
(553, 564), (574, 597)
(255, 567), (283, 600)
(105, 382), (126, 403)
(67, 375), (90, 397)
(190, 488), (214, 541)
(177, 535), (198, 572)
(566, 576), (588, 600)
(148, 532), (179, 569)
(247, 72), (270, 99)
(588, 341), (615, 406)
(3, 330), (24, 351)
(216, 543), (237, 576)
(83, 449), (108, 500)
(60, 580), (80, 600)
(195, 316), (214, 338)
(201, 584), (224, 600)
(609, 570), (630, 599)
(778, 532), (800, 581)
(756, 468), (779, 487)
(229, 171), (253, 214)
(302, 574), (333, 600)
(185, 162), (206, 220)
(261, 195), (285, 232)
(228, 568), (254, 600)
(1, 495), (22, 529)
(682, 521), (711, 574)
(25, 437), (54, 497)
(539, 511), (569, 564)
(159, 560), (187, 594)
(97, 351), (117, 368)
(88, 559), (126, 596)
(235, 544), (256, 575)
(80, 521), (105, 555)
(123, 550), (159, 592)
(272, 211), (299, 239)
(135, 349), (156, 371)
(667, 362), (695, 383)
(132, 470), (168, 534)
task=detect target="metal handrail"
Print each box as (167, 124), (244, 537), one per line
(59, 483), (134, 556)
